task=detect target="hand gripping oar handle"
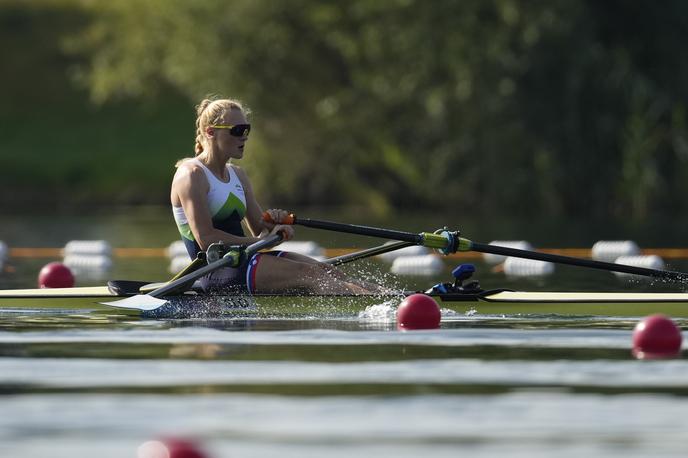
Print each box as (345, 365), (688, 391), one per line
(263, 213), (456, 252)
(464, 239), (688, 282)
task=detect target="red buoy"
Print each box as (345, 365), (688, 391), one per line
(632, 314), (683, 359)
(38, 262), (75, 288)
(138, 438), (208, 458)
(397, 293), (441, 330)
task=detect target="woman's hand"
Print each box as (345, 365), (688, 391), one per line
(270, 224), (294, 241)
(263, 208), (291, 229)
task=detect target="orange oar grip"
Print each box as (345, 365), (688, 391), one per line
(262, 212), (296, 225)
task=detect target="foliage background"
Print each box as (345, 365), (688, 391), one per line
(2, 0), (688, 223)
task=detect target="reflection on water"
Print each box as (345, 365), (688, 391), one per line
(3, 392), (688, 458)
(0, 320), (687, 457)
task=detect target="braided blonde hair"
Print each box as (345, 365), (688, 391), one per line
(176, 96), (249, 167)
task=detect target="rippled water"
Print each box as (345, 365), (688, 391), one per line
(0, 312), (687, 458)
(2, 210), (688, 457)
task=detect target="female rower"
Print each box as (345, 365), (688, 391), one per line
(170, 97), (376, 294)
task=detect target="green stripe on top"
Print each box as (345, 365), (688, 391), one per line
(177, 222), (195, 241)
(214, 192), (246, 221)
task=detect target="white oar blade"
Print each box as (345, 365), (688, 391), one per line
(100, 294), (169, 311)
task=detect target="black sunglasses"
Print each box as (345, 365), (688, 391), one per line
(210, 123), (251, 137)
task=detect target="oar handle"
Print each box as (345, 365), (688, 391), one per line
(263, 212), (296, 225)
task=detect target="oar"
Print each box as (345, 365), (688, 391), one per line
(268, 213), (688, 283)
(101, 233), (284, 311)
(263, 213), (456, 251)
(325, 241), (414, 266)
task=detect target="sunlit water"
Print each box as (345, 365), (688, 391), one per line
(2, 210), (688, 457)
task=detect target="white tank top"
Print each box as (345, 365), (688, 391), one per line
(172, 158), (247, 256)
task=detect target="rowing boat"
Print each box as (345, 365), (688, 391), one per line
(2, 279), (688, 318)
(4, 215), (688, 318)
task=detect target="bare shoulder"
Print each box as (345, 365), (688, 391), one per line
(173, 160), (208, 191)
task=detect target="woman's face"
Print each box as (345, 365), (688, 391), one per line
(213, 107), (249, 159)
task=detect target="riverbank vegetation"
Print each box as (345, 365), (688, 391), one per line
(2, 0), (688, 223)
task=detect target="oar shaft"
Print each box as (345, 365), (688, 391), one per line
(467, 240), (688, 281)
(325, 241), (415, 266)
(291, 216), (423, 244)
(271, 214), (451, 250)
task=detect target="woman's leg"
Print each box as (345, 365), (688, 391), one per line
(251, 254), (374, 294)
(276, 252), (389, 293)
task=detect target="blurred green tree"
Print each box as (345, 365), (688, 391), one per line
(6, 0), (688, 221)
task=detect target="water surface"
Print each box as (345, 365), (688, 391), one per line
(1, 210), (688, 457)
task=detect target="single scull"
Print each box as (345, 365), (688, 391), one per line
(3, 216), (688, 318)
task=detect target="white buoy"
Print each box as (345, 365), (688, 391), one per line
(378, 243), (429, 263)
(63, 254), (112, 280)
(613, 255), (665, 280)
(390, 254), (444, 276)
(591, 240), (640, 263)
(483, 241), (534, 265)
(503, 257), (555, 277)
(63, 254), (112, 270)
(274, 241), (324, 258)
(63, 240), (113, 279)
(166, 240), (188, 259)
(64, 240), (112, 257)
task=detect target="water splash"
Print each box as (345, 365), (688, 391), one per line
(358, 299), (398, 322)
(342, 261), (405, 292)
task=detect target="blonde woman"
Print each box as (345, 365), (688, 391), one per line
(171, 97), (373, 294)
